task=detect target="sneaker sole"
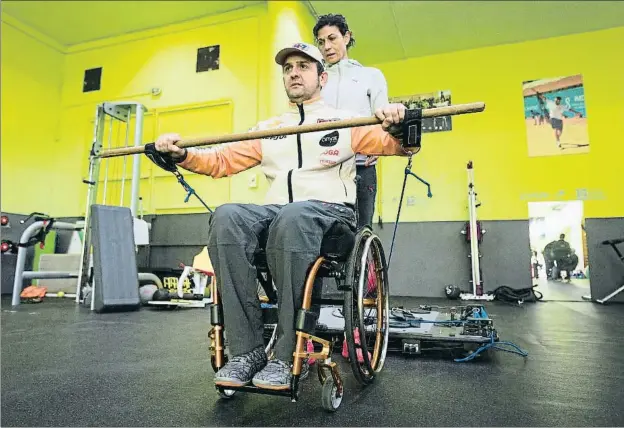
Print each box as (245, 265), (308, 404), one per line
(252, 380), (290, 390)
(215, 379), (251, 388)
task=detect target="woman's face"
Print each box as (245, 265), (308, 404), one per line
(315, 25), (350, 65)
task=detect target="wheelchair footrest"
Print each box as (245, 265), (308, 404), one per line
(217, 384), (293, 398)
(295, 309), (319, 334)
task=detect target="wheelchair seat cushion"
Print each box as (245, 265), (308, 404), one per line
(320, 221), (356, 262)
(254, 221), (355, 267)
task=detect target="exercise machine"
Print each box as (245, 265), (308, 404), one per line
(277, 303), (501, 360)
(459, 161), (493, 301)
(10, 212), (84, 306)
(148, 262), (213, 309)
(75, 101), (161, 311)
(583, 238), (624, 304)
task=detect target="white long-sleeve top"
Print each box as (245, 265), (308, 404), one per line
(321, 58), (389, 166)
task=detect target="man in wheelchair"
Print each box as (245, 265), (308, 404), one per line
(154, 42), (412, 391)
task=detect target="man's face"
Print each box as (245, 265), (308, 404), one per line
(555, 98), (561, 105)
(315, 25), (350, 64)
(282, 54), (327, 103)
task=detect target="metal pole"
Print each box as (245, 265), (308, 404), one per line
(130, 105), (144, 217)
(23, 272), (79, 280)
(102, 117), (113, 205)
(11, 221), (43, 307)
(120, 120), (131, 206)
(76, 105), (105, 303)
(467, 164), (481, 295)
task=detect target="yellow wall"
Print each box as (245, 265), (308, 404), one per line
(1, 20), (65, 215)
(374, 26), (624, 223)
(4, 5), (621, 222)
(1, 2), (317, 217)
(58, 4), (268, 217)
(261, 0), (317, 118)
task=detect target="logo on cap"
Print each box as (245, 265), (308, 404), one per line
(292, 43), (308, 50)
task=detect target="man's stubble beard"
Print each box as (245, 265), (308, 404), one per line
(286, 79), (321, 104)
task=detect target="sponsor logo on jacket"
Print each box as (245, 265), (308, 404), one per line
(319, 131), (339, 147)
(319, 148), (340, 166)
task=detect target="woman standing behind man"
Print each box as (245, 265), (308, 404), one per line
(313, 13), (390, 229)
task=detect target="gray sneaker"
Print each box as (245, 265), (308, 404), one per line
(214, 345), (267, 387)
(252, 359), (309, 390)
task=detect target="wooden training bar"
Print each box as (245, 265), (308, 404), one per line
(98, 102), (485, 159)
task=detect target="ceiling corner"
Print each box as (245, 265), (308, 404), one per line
(1, 11), (67, 53)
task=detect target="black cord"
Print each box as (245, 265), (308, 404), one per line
(388, 153), (432, 267)
(143, 143), (213, 213)
(174, 171), (213, 213)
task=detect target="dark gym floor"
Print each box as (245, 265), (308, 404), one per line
(2, 296), (623, 427)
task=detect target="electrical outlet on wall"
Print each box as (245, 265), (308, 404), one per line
(248, 174), (258, 188)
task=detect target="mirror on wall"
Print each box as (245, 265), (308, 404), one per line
(528, 200), (589, 301)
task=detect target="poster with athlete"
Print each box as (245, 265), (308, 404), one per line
(389, 90), (452, 133)
(522, 74), (589, 157)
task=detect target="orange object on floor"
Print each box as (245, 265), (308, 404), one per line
(20, 285), (48, 303)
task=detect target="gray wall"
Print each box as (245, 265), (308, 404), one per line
(585, 218), (624, 303)
(4, 208), (622, 302)
(140, 213), (532, 298)
(372, 219), (531, 297)
(142, 214), (622, 301)
(141, 213), (209, 270)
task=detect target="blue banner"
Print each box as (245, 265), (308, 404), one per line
(523, 85), (587, 118)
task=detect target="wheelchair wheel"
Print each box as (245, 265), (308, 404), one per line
(321, 377), (342, 412)
(343, 227), (390, 385)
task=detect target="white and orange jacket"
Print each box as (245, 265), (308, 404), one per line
(177, 97), (407, 207)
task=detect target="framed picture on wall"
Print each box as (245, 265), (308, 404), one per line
(389, 89), (453, 133)
(522, 74), (589, 157)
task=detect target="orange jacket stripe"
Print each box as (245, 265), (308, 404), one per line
(179, 140), (263, 178)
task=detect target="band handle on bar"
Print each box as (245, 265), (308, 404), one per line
(402, 108), (423, 149)
(144, 143), (179, 173)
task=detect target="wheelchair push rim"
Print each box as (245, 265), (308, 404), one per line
(343, 227), (390, 385)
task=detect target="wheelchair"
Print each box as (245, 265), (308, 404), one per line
(207, 220), (390, 412)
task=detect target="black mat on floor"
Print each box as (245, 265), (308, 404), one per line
(1, 296), (623, 427)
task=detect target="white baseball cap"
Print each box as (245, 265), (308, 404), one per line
(275, 42), (324, 68)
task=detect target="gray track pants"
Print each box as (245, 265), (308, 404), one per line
(207, 200), (356, 362)
(356, 165), (377, 228)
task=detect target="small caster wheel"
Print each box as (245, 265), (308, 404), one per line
(216, 387), (236, 400)
(321, 378), (342, 412)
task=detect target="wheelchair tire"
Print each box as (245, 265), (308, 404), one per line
(321, 377), (342, 412)
(343, 227), (390, 386)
